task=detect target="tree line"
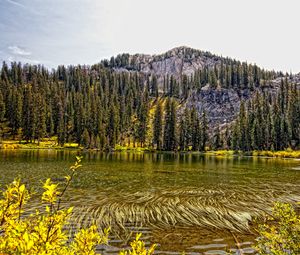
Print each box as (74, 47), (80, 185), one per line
(229, 78), (300, 151)
(0, 57), (298, 151)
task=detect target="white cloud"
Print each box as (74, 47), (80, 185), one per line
(5, 55), (40, 65)
(4, 0), (42, 16)
(4, 0), (26, 9)
(7, 56), (14, 62)
(8, 45), (31, 56)
(1, 0), (300, 71)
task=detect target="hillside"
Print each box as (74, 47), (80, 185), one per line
(103, 46), (293, 127)
(0, 46), (299, 151)
(110, 46), (222, 81)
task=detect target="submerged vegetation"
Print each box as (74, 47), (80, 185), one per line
(73, 187), (260, 233)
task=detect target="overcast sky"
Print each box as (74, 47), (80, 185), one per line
(0, 0), (299, 72)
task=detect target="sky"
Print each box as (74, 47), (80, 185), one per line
(0, 0), (299, 72)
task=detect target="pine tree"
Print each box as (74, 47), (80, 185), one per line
(238, 101), (249, 151)
(35, 94), (47, 145)
(190, 107), (200, 151)
(224, 128), (231, 149)
(181, 75), (189, 99)
(57, 102), (66, 146)
(178, 116), (186, 151)
(81, 128), (90, 148)
(163, 98), (177, 151)
(46, 105), (54, 136)
(200, 111), (208, 151)
(212, 126), (221, 150)
(232, 122), (239, 151)
(208, 69), (218, 89)
(136, 95), (148, 147)
(22, 86), (34, 142)
(151, 75), (158, 98)
(251, 118), (259, 150)
(8, 88), (22, 138)
(153, 101), (162, 150)
(0, 91), (5, 141)
(107, 104), (118, 149)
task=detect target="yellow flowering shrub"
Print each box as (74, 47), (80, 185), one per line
(0, 156), (109, 255)
(255, 202), (300, 255)
(119, 233), (156, 255)
(0, 156), (155, 255)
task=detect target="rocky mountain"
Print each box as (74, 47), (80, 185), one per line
(112, 46), (223, 85)
(1, 46), (299, 150)
(107, 46), (299, 128)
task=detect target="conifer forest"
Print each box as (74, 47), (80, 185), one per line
(0, 48), (299, 151)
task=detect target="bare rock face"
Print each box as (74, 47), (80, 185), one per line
(184, 86), (252, 128)
(122, 46), (221, 85)
(123, 47), (250, 127)
(112, 46), (299, 128)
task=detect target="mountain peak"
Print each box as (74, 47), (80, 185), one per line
(166, 45), (195, 53)
(109, 46), (220, 82)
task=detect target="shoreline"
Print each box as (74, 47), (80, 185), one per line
(0, 141), (299, 159)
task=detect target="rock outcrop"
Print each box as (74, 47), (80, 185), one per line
(184, 86), (252, 127)
(117, 46), (222, 85)
(111, 46), (299, 128)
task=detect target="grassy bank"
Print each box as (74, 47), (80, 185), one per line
(113, 148), (300, 159)
(0, 139), (79, 150)
(1, 140), (299, 159)
(206, 149), (300, 158)
(251, 150), (300, 158)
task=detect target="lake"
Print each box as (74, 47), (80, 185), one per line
(0, 150), (300, 254)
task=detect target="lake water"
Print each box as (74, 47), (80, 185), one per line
(0, 150), (300, 254)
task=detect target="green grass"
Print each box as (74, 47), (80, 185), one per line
(205, 150), (235, 156)
(114, 144), (152, 152)
(1, 139), (299, 158)
(0, 138), (80, 150)
(252, 149), (300, 158)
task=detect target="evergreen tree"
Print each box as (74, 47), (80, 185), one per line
(8, 88), (22, 138)
(81, 128), (90, 148)
(136, 93), (148, 147)
(163, 98), (177, 151)
(153, 101), (162, 150)
(190, 107), (200, 150)
(22, 86), (34, 142)
(232, 122), (239, 151)
(107, 105), (118, 149)
(178, 107), (191, 151)
(57, 102), (66, 146)
(151, 75), (158, 98)
(0, 91), (5, 141)
(200, 111), (208, 151)
(212, 126), (222, 150)
(181, 75), (189, 99)
(35, 94), (47, 145)
(237, 101), (249, 151)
